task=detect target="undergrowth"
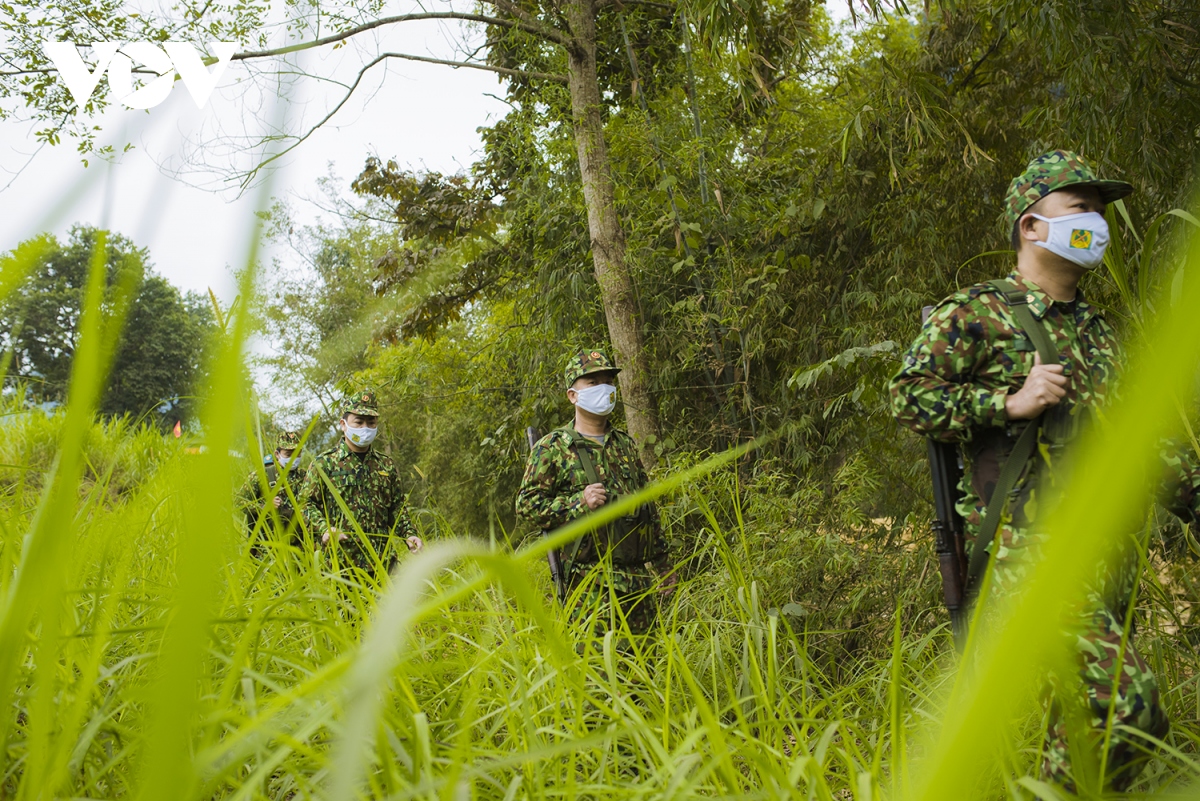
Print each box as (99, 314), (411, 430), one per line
(3, 403), (1200, 799)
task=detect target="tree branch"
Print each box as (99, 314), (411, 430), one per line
(953, 28), (1010, 94)
(376, 50), (565, 82)
(0, 67), (54, 76)
(604, 0), (676, 12)
(232, 11), (570, 59)
(0, 66), (161, 77)
(3, 12), (572, 78)
(487, 0), (573, 45)
(233, 51), (564, 190)
(532, 0), (574, 37)
(0, 114), (66, 191)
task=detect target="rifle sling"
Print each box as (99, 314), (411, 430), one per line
(572, 438), (602, 485)
(965, 280), (1061, 598)
(564, 434), (603, 575)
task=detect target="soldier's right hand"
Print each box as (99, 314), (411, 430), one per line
(321, 528), (350, 545)
(583, 483), (607, 510)
(1005, 353), (1068, 420)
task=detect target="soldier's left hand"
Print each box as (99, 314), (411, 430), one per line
(406, 536), (424, 554)
(272, 496), (282, 509)
(659, 571), (679, 597)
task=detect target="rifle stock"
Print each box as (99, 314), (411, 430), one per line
(921, 305), (969, 648)
(526, 426), (568, 603)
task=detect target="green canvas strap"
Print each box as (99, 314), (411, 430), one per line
(964, 280), (1060, 599)
(988, 279), (1060, 366)
(965, 420), (1039, 597)
(572, 439), (602, 485)
(564, 432), (604, 575)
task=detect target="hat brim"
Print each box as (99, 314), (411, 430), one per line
(567, 365), (621, 388)
(1063, 179), (1133, 204)
(1012, 179), (1135, 228)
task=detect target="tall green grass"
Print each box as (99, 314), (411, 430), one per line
(0, 398), (956, 799)
(4, 204), (1200, 800)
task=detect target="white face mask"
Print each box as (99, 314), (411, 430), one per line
(342, 422), (378, 447)
(573, 383), (617, 417)
(277, 454), (295, 468)
(1030, 211), (1109, 269)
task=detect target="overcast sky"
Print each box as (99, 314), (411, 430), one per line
(0, 17), (509, 302)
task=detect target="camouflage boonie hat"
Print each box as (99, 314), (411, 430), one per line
(276, 431), (301, 451)
(564, 348), (621, 388)
(1004, 150), (1133, 230)
(341, 389), (380, 417)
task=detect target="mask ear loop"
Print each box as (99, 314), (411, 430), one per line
(1027, 213), (1061, 250)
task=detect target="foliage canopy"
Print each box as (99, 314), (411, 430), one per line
(1, 226), (214, 427)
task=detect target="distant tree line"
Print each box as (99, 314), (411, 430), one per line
(0, 225), (214, 429)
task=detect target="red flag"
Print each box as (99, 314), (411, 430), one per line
(173, 420), (182, 438)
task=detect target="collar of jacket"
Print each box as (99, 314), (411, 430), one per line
(336, 438), (372, 461)
(1006, 270), (1100, 325)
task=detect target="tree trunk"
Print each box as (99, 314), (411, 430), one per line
(563, 0), (660, 467)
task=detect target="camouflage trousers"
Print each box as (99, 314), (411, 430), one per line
(980, 530), (1167, 792)
(1042, 605), (1168, 793)
(564, 561), (660, 638)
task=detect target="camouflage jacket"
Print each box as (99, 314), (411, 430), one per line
(299, 440), (416, 570)
(236, 462), (306, 531)
(890, 271), (1200, 545)
(516, 424), (668, 570)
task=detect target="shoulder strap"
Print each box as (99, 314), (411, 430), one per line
(568, 439), (602, 485)
(562, 435), (602, 577)
(266, 463), (278, 485)
(987, 279), (1059, 365)
(964, 420), (1039, 598)
(965, 280), (1057, 600)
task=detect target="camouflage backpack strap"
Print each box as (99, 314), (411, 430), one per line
(965, 280), (1059, 602)
(563, 429), (602, 574)
(570, 440), (602, 485)
(987, 279), (1060, 366)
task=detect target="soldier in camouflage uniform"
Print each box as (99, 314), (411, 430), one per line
(299, 389), (423, 577)
(236, 430), (307, 551)
(890, 151), (1200, 793)
(516, 349), (675, 636)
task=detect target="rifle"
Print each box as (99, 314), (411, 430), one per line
(921, 305), (969, 649)
(526, 426), (568, 604)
